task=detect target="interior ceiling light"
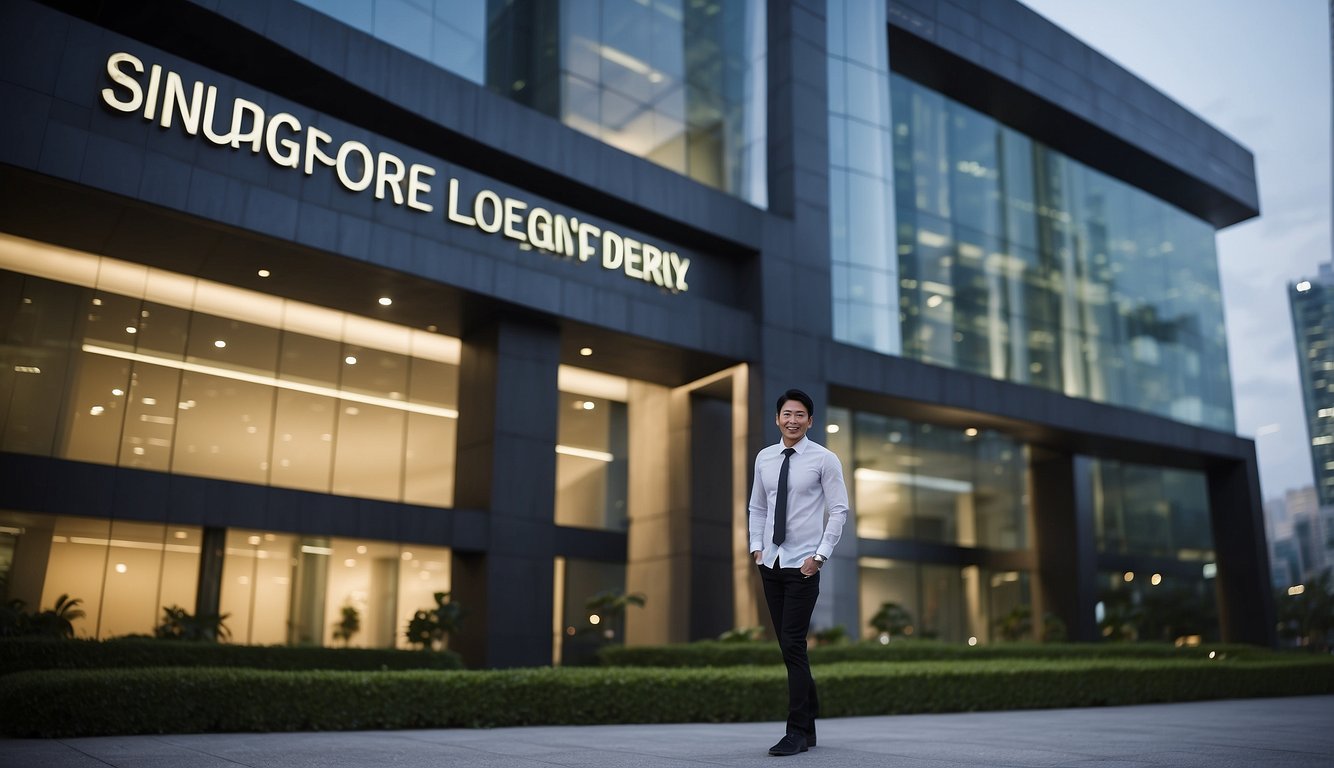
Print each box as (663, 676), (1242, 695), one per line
(82, 344), (458, 419)
(257, 269), (271, 277)
(579, 347), (593, 356)
(378, 297), (392, 306)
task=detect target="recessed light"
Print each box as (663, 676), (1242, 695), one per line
(125, 326), (137, 334)
(378, 297), (393, 306)
(13, 365), (40, 374)
(257, 269), (271, 278)
(214, 340), (227, 348)
(345, 356), (357, 365)
(579, 347), (593, 356)
(964, 427), (978, 437)
(826, 424), (840, 433)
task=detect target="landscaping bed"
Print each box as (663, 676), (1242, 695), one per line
(3, 656), (1332, 737)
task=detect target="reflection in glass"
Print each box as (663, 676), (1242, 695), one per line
(555, 556), (627, 665)
(1096, 569), (1219, 643)
(294, 0), (766, 205)
(828, 0), (899, 354)
(858, 557), (1033, 644)
(882, 75), (1234, 432)
(841, 412), (1028, 550)
(1090, 459), (1214, 560)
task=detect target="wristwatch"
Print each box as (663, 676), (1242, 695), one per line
(813, 554), (826, 565)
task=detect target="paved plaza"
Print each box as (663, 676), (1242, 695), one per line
(2, 695), (1331, 767)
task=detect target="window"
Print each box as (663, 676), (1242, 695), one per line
(555, 369), (628, 532)
(0, 237), (461, 508)
(0, 512), (201, 640)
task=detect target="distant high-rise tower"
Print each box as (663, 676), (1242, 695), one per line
(1290, 263), (1334, 505)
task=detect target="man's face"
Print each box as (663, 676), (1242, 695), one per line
(775, 399), (813, 447)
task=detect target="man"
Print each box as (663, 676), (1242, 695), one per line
(748, 388), (849, 756)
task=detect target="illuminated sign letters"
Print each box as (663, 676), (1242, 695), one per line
(99, 52), (690, 292)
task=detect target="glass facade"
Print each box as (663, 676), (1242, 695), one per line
(1289, 267), (1334, 506)
(0, 510), (451, 646)
(555, 388), (628, 532)
(826, 407), (1029, 549)
(0, 240), (460, 508)
(553, 555), (627, 665)
(826, 0), (899, 354)
(0, 513), (201, 640)
(295, 0), (767, 206)
(826, 404), (1032, 644)
(1089, 458), (1218, 643)
(1089, 459), (1215, 561)
(220, 530), (451, 648)
(858, 557), (1032, 643)
(828, 71), (1234, 432)
(1096, 570), (1219, 644)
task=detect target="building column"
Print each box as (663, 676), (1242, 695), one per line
(1031, 450), (1098, 641)
(625, 381), (683, 645)
(195, 526), (225, 638)
(451, 316), (560, 668)
(763, 1), (855, 638)
(1207, 453), (1277, 646)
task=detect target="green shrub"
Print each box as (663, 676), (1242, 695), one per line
(597, 640), (781, 667)
(0, 637), (462, 677)
(2, 657), (1331, 737)
(597, 639), (1282, 667)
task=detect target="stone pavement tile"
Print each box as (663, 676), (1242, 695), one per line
(1, 696), (1330, 768)
(0, 740), (113, 768)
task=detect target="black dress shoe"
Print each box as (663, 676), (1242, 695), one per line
(768, 734), (808, 756)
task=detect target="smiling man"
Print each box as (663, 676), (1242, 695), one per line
(748, 388), (850, 756)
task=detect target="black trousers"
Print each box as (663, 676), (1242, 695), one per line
(759, 560), (820, 738)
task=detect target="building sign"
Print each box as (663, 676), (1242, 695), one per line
(99, 52), (690, 293)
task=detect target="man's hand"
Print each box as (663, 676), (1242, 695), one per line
(800, 556), (822, 577)
(753, 550), (763, 565)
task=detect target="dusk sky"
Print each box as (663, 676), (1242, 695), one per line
(1019, 0), (1333, 501)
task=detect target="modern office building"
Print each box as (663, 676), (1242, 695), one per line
(1290, 263), (1334, 507)
(1264, 486), (1332, 588)
(0, 0), (1274, 666)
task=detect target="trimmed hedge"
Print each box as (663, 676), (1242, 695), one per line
(0, 637), (462, 677)
(596, 639), (1281, 667)
(2, 657), (1332, 737)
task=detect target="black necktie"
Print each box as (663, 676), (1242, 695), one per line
(772, 447), (795, 545)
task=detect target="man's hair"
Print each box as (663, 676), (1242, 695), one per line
(775, 388), (815, 416)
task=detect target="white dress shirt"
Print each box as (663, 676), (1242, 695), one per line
(748, 435), (849, 568)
